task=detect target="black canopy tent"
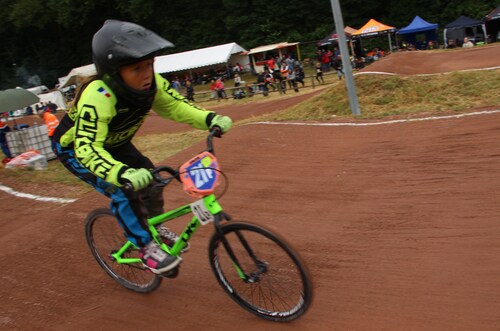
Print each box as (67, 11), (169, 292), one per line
(485, 5), (500, 42)
(317, 26), (357, 56)
(444, 15), (487, 47)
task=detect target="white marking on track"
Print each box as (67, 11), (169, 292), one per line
(253, 110), (500, 127)
(354, 66), (500, 77)
(0, 183), (77, 204)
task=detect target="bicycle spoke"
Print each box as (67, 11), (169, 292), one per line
(209, 221), (312, 322)
(85, 209), (161, 293)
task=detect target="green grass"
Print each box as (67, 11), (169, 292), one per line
(259, 69), (500, 121)
(1, 68), (498, 198)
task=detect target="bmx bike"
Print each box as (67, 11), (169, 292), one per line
(84, 129), (313, 322)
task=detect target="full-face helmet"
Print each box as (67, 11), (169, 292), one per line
(92, 20), (173, 76)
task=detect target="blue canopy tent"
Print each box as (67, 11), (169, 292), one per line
(444, 15), (487, 47)
(397, 16), (438, 49)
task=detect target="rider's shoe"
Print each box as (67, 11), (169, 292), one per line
(156, 226), (191, 253)
(138, 240), (181, 274)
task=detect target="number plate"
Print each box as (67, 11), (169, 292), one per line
(190, 199), (215, 225)
(180, 151), (220, 198)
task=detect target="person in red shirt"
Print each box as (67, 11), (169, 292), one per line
(209, 79), (217, 100)
(321, 50), (331, 72)
(214, 78), (227, 101)
(266, 56), (276, 73)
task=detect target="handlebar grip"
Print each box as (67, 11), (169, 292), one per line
(210, 126), (222, 138)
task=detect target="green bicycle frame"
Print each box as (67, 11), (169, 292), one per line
(111, 194), (222, 264)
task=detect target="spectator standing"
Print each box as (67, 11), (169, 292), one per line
(315, 62), (324, 84)
(185, 80), (195, 101)
(287, 69), (299, 92)
(264, 71), (276, 92)
(294, 66), (305, 87)
(0, 120), (12, 161)
(232, 63), (240, 74)
(233, 73), (242, 87)
(266, 56), (276, 73)
(171, 77), (182, 93)
(333, 55), (344, 80)
(279, 62), (289, 91)
(38, 108), (60, 150)
(25, 105), (34, 115)
(209, 80), (217, 99)
(285, 54), (295, 71)
(321, 49), (331, 72)
(47, 101), (58, 114)
(255, 72), (265, 92)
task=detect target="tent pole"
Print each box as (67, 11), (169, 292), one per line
(296, 44), (301, 60)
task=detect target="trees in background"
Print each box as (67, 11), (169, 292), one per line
(0, 0), (496, 89)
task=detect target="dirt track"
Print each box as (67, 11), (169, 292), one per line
(1, 45), (500, 330)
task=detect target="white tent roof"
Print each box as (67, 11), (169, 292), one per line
(58, 64), (96, 89)
(247, 42), (299, 55)
(154, 42), (247, 73)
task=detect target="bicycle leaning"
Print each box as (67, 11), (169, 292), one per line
(84, 129), (313, 322)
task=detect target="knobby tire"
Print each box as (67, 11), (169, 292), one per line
(84, 208), (162, 293)
(208, 221), (313, 322)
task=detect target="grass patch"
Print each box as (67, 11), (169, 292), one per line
(261, 69), (500, 120)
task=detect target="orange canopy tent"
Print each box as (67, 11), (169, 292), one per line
(352, 19), (396, 36)
(352, 18), (396, 51)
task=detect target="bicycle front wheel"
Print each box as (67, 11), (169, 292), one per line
(208, 221), (313, 322)
(85, 208), (162, 293)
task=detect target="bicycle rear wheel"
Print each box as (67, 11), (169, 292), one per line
(208, 221), (313, 322)
(85, 208), (161, 293)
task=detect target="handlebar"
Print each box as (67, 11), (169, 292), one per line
(123, 128), (222, 191)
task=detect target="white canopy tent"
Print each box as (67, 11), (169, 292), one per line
(58, 64), (96, 89)
(154, 42), (249, 74)
(246, 42), (300, 73)
(58, 42), (249, 89)
(37, 91), (66, 110)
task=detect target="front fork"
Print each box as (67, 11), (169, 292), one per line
(214, 212), (267, 282)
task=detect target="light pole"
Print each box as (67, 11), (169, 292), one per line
(329, 0), (361, 115)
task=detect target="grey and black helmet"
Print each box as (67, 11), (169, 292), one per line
(92, 20), (174, 76)
(91, 20), (174, 108)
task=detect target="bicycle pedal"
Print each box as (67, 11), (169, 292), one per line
(159, 266), (180, 279)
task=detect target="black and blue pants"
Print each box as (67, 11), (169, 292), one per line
(54, 142), (164, 247)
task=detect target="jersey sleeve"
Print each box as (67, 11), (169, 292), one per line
(152, 74), (214, 129)
(73, 81), (127, 186)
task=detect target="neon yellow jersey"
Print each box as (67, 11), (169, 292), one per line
(57, 74), (213, 186)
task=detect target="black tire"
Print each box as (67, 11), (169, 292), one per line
(84, 208), (162, 293)
(208, 221), (313, 322)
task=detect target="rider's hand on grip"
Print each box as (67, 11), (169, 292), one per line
(209, 115), (232, 137)
(120, 168), (152, 191)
